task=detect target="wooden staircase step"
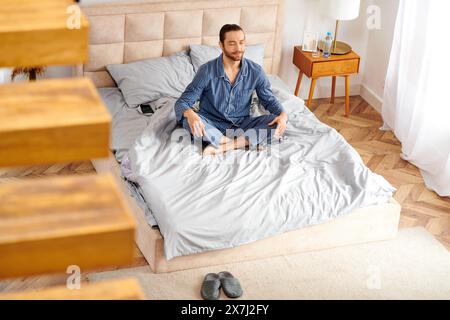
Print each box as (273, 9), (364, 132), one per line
(0, 77), (111, 167)
(0, 173), (136, 279)
(0, 278), (145, 300)
(0, 0), (88, 67)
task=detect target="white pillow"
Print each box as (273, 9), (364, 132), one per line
(189, 44), (265, 72)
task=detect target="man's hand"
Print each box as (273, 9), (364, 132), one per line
(269, 112), (288, 139)
(183, 109), (206, 138)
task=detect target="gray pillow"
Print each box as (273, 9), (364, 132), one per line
(106, 50), (195, 108)
(97, 87), (126, 117)
(189, 43), (265, 72)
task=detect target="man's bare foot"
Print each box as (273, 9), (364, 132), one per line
(256, 144), (266, 151)
(219, 136), (232, 144)
(202, 145), (219, 156)
(203, 136), (249, 156)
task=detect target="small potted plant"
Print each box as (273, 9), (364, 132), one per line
(11, 66), (46, 82)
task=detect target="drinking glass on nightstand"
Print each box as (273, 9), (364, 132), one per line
(312, 41), (321, 58)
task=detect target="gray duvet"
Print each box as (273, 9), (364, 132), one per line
(126, 85), (396, 260)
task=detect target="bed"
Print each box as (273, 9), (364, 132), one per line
(76, 0), (401, 273)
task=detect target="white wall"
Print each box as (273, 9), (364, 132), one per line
(360, 0), (399, 112)
(0, 67), (11, 83)
(279, 0), (370, 99)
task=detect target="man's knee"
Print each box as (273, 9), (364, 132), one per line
(254, 115), (278, 145)
(247, 115), (276, 129)
(263, 114), (278, 129)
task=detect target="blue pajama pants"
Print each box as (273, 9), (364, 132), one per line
(181, 114), (278, 149)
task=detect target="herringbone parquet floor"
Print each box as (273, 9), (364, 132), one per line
(0, 95), (448, 293)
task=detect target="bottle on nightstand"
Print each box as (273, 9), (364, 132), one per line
(323, 32), (333, 58)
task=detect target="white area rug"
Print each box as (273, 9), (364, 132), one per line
(86, 227), (450, 299)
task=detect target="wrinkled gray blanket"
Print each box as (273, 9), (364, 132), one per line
(126, 86), (396, 260)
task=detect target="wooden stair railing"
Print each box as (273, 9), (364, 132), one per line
(0, 173), (136, 278)
(0, 77), (111, 167)
(0, 1), (144, 299)
(0, 0), (89, 68)
(0, 278), (145, 300)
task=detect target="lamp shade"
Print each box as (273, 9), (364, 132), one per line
(320, 0), (361, 21)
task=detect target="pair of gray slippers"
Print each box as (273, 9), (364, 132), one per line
(201, 271), (243, 300)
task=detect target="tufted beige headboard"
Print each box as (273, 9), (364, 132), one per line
(75, 0), (285, 88)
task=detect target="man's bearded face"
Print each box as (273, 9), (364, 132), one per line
(221, 30), (246, 61)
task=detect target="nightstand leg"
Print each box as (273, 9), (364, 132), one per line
(331, 76), (336, 103)
(345, 75), (350, 117)
(307, 78), (317, 108)
(294, 71), (303, 96)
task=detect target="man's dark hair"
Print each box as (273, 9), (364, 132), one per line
(219, 24), (244, 43)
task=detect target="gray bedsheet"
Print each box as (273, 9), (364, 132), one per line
(126, 84), (397, 260)
(98, 87), (152, 162)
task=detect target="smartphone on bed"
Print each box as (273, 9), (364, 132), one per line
(139, 103), (154, 114)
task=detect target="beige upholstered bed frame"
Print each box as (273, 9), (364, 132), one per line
(78, 0), (401, 273)
(76, 0), (284, 87)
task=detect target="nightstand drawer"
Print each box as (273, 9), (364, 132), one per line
(312, 58), (359, 77)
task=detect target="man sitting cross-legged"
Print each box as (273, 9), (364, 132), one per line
(174, 24), (288, 156)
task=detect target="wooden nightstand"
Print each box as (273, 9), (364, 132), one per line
(292, 46), (360, 116)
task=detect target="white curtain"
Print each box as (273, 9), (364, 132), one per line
(382, 0), (450, 197)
